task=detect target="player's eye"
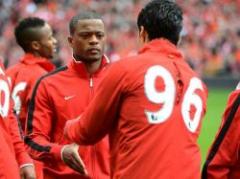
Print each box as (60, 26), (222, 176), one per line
(96, 33), (104, 39)
(79, 33), (90, 38)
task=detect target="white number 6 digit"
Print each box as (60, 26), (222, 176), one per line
(181, 77), (203, 132)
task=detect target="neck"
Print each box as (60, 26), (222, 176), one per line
(83, 59), (102, 74)
(30, 51), (47, 59)
(73, 54), (103, 74)
(31, 51), (40, 57)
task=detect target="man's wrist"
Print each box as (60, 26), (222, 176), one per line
(50, 144), (64, 162)
(19, 163), (34, 169)
(60, 145), (68, 162)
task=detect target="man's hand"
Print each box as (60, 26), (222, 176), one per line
(61, 143), (88, 176)
(20, 165), (36, 179)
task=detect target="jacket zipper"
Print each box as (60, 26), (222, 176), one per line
(89, 77), (93, 88)
(89, 76), (96, 178)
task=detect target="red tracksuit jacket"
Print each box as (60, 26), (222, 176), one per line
(65, 39), (208, 179)
(25, 57), (110, 178)
(6, 53), (55, 130)
(6, 53), (55, 179)
(202, 85), (240, 179)
(0, 62), (27, 179)
(8, 100), (33, 168)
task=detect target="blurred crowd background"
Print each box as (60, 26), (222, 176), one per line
(0, 0), (239, 77)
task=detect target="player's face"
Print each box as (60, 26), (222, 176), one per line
(36, 23), (57, 59)
(68, 19), (106, 63)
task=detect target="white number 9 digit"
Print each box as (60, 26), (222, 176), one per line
(0, 79), (10, 118)
(144, 66), (175, 124)
(181, 77), (203, 132)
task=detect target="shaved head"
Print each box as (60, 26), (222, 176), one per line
(15, 17), (46, 52)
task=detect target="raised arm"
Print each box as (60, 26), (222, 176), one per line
(64, 63), (127, 145)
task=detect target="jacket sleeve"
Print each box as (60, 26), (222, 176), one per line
(8, 97), (33, 168)
(204, 90), (240, 178)
(24, 78), (64, 164)
(64, 63), (127, 145)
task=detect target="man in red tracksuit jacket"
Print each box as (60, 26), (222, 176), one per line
(64, 1), (208, 178)
(25, 12), (109, 178)
(6, 17), (57, 179)
(0, 61), (34, 179)
(6, 17), (56, 130)
(202, 82), (240, 179)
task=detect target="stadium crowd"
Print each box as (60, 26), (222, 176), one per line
(0, 0), (239, 77)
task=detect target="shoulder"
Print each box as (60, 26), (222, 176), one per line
(108, 56), (138, 73)
(40, 66), (68, 80)
(6, 63), (41, 80)
(229, 82), (240, 97)
(236, 82), (240, 90)
(231, 89), (240, 98)
(6, 63), (22, 76)
(31, 66), (68, 98)
(37, 65), (68, 85)
(226, 88), (240, 109)
(103, 59), (133, 83)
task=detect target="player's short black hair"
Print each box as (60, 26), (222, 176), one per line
(15, 17), (46, 52)
(69, 11), (102, 35)
(137, 0), (183, 45)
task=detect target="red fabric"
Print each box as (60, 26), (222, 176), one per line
(0, 62), (21, 179)
(205, 88), (240, 179)
(65, 39), (208, 178)
(6, 53), (55, 130)
(25, 57), (110, 178)
(7, 101), (33, 167)
(1, 61), (33, 167)
(6, 53), (55, 179)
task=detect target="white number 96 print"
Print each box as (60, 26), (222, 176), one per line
(144, 65), (204, 133)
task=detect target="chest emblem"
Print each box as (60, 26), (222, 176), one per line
(64, 95), (76, 100)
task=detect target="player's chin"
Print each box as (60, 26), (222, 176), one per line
(47, 54), (54, 60)
(87, 54), (102, 62)
(48, 50), (57, 59)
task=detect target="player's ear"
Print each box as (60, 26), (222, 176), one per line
(177, 35), (181, 46)
(31, 41), (41, 51)
(68, 36), (73, 48)
(139, 26), (149, 44)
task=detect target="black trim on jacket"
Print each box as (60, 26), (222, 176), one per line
(202, 94), (240, 179)
(25, 66), (68, 152)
